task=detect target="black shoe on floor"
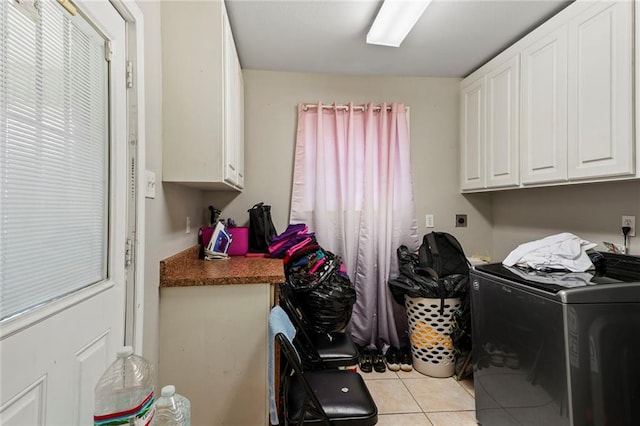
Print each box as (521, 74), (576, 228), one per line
(372, 349), (386, 373)
(400, 347), (413, 372)
(385, 346), (400, 372)
(358, 348), (373, 373)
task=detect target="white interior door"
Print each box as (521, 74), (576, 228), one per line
(0, 0), (128, 424)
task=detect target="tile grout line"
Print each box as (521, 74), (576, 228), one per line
(398, 373), (429, 415)
(363, 368), (478, 422)
(368, 376), (426, 416)
(456, 377), (476, 398)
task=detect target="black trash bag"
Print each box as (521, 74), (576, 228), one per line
(451, 293), (472, 354)
(451, 292), (473, 380)
(286, 250), (356, 334)
(299, 271), (356, 334)
(439, 274), (469, 299)
(286, 249), (340, 289)
(389, 246), (445, 301)
(388, 275), (434, 305)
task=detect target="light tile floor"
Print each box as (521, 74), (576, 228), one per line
(357, 366), (477, 425)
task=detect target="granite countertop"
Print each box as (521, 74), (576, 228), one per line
(160, 246), (285, 287)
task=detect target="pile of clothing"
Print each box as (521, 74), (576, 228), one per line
(503, 232), (597, 272)
(270, 224), (356, 334)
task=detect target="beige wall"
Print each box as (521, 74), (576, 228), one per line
(204, 70), (494, 258)
(492, 180), (640, 259)
(138, 1), (204, 371)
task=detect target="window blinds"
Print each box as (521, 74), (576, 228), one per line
(0, 0), (109, 321)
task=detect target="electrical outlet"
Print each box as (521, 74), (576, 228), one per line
(425, 214), (434, 228)
(186, 216), (191, 234)
(622, 215), (635, 237)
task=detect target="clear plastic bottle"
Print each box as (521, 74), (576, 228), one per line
(152, 385), (191, 426)
(94, 346), (156, 426)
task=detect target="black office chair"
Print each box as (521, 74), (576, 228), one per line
(276, 332), (378, 425)
(280, 284), (359, 369)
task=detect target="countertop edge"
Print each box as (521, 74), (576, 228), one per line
(160, 245), (285, 288)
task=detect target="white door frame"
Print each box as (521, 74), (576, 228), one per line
(109, 0), (146, 354)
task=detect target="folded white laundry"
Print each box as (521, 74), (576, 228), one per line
(502, 232), (598, 272)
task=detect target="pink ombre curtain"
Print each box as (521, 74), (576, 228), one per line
(290, 102), (420, 348)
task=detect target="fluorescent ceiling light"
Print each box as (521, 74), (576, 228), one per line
(366, 0), (433, 47)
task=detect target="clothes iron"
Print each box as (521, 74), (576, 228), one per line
(204, 221), (232, 260)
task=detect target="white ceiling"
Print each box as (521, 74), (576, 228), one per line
(225, 0), (573, 78)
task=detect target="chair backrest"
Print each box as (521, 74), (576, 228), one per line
(276, 332), (330, 423)
(279, 284), (312, 331)
(280, 283), (360, 370)
(276, 332), (378, 426)
(279, 285), (326, 368)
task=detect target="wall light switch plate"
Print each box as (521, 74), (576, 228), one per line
(145, 170), (156, 199)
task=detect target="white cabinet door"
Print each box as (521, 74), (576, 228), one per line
(485, 54), (520, 188)
(521, 25), (568, 184)
(460, 76), (485, 190)
(236, 59), (245, 189)
(567, 0), (634, 179)
(223, 10), (238, 186)
(223, 7), (245, 189)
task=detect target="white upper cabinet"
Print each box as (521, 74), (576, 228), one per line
(460, 0), (636, 192)
(485, 54), (520, 188)
(520, 25), (568, 184)
(162, 0), (244, 191)
(567, 0), (634, 180)
(460, 76), (485, 191)
(223, 9), (245, 189)
(460, 53), (520, 191)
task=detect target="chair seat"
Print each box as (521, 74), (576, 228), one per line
(286, 370), (378, 425)
(312, 333), (359, 368)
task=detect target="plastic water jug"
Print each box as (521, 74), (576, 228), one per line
(94, 346), (156, 426)
(152, 385), (191, 426)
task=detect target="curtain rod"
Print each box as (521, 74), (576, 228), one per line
(302, 103), (407, 112)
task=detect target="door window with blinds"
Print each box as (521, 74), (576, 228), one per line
(0, 0), (109, 321)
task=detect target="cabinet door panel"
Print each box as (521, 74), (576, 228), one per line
(521, 26), (568, 184)
(486, 55), (519, 188)
(460, 77), (485, 191)
(236, 60), (245, 189)
(568, 1), (633, 179)
(222, 4), (244, 190)
(223, 10), (239, 186)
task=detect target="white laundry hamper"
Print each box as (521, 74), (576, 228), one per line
(405, 296), (461, 378)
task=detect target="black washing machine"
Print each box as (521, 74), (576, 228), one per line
(470, 252), (640, 426)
